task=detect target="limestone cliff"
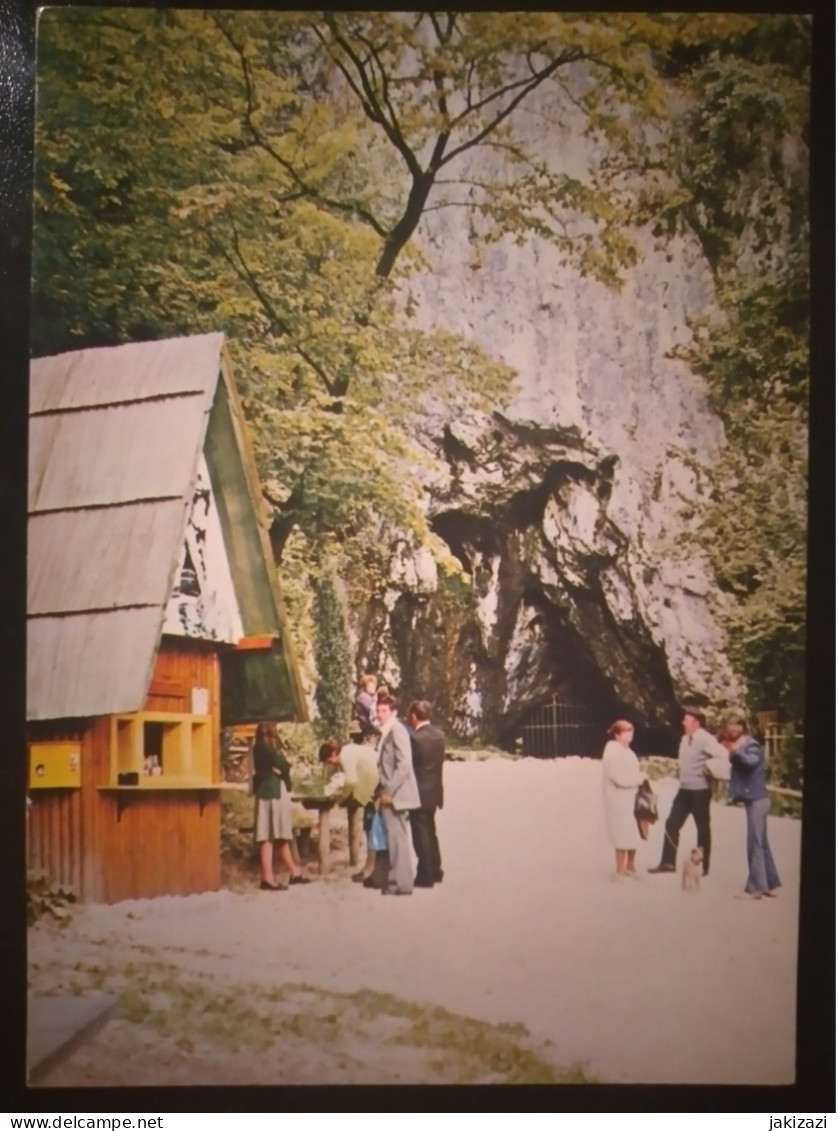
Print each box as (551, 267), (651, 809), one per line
(352, 81), (743, 753)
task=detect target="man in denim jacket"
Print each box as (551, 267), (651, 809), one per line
(720, 719), (781, 900)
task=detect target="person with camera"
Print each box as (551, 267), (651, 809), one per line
(719, 719), (781, 900)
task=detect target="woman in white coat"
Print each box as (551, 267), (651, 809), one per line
(602, 719), (646, 879)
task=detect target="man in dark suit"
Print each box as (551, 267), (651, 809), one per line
(406, 699), (445, 888)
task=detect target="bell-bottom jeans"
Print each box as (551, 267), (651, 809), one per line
(743, 796), (781, 894)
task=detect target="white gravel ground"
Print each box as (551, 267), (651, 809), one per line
(29, 757), (800, 1085)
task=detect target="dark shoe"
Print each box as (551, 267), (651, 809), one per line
(289, 874), (312, 885)
(363, 876), (386, 890)
(351, 871), (367, 883)
(647, 864), (676, 874)
(414, 879), (435, 888)
(259, 881), (286, 891)
(435, 872), (444, 884)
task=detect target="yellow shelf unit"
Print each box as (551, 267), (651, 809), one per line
(109, 711), (213, 787)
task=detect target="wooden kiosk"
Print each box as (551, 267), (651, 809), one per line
(27, 333), (307, 903)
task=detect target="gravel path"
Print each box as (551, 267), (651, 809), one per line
(29, 758), (800, 1085)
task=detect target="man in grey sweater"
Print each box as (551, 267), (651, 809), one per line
(648, 707), (728, 877)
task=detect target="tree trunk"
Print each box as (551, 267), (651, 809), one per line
(267, 482), (305, 564)
(375, 171), (435, 278)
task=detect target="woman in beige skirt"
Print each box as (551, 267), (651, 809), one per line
(252, 722), (312, 890)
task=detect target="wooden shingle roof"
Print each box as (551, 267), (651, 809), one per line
(27, 333), (305, 723)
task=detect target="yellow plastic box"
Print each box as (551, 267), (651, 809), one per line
(28, 742), (82, 788)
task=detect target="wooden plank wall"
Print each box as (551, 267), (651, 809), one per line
(26, 718), (106, 899)
(101, 792), (221, 903)
(100, 639), (222, 901)
(144, 638), (222, 779)
(28, 638), (222, 903)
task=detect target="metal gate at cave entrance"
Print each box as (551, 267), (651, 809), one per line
(518, 698), (609, 758)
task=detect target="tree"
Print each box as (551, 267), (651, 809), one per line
(311, 558), (355, 743)
(31, 11), (808, 728)
(31, 9), (515, 555)
(32, 10), (761, 557)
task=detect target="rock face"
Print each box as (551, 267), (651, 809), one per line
(353, 80), (743, 753)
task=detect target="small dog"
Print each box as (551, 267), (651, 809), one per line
(682, 847), (704, 893)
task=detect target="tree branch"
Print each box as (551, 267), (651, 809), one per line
(441, 51), (588, 167)
(266, 481), (305, 562)
(464, 57), (476, 111)
(428, 104), (451, 171)
(206, 217), (338, 396)
(350, 27), (404, 144)
(421, 199), (485, 213)
(214, 15), (390, 239)
(319, 14), (423, 180)
(427, 11), (445, 42)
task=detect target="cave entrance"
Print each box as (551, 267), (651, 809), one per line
(518, 697), (610, 758)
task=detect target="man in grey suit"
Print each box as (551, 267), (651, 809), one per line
(374, 694), (420, 895)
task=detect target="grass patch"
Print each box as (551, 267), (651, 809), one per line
(290, 984), (597, 1083)
(395, 1015), (589, 1084)
(29, 960), (596, 1084)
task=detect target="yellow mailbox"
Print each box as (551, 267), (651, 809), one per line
(28, 742), (82, 789)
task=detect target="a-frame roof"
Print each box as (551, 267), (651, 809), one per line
(27, 333), (305, 722)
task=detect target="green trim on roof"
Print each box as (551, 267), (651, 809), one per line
(204, 353), (307, 723)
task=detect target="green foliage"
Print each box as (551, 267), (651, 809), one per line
(36, 958), (595, 1084)
(311, 560), (354, 742)
(270, 721), (329, 794)
(31, 10), (809, 729)
(394, 1015), (588, 1084)
(672, 274), (808, 721)
(769, 793), (802, 820)
(638, 757), (678, 783)
(275, 720), (320, 766)
(660, 17), (809, 723)
(768, 724), (804, 794)
(220, 789), (254, 863)
(27, 870), (76, 927)
(291, 766), (332, 798)
(31, 8), (519, 562)
(31, 10), (766, 571)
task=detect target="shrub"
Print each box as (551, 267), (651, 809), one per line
(639, 756), (678, 783)
(767, 725), (803, 792)
(220, 789), (254, 862)
(275, 721), (319, 766)
(27, 870), (76, 927)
